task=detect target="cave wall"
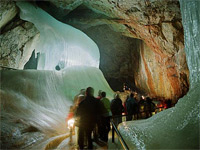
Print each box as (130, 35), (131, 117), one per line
(82, 25), (141, 91)
(0, 0), (18, 29)
(135, 41), (189, 100)
(47, 0), (190, 100)
(0, 1), (39, 69)
(0, 0), (189, 100)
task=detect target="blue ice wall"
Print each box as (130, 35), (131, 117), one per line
(16, 2), (100, 70)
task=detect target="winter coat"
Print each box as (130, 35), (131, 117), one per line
(110, 98), (124, 116)
(76, 96), (101, 129)
(126, 97), (137, 115)
(101, 97), (111, 117)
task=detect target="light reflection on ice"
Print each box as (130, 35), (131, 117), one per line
(16, 2), (100, 70)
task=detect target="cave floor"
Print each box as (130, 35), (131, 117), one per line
(44, 130), (119, 150)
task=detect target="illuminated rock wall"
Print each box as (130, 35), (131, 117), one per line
(119, 0), (200, 149)
(49, 0), (189, 100)
(0, 0), (189, 100)
(135, 41), (189, 100)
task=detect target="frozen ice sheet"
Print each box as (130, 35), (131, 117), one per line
(1, 66), (114, 135)
(1, 2), (114, 138)
(16, 2), (100, 70)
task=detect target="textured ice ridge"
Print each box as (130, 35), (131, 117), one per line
(1, 66), (114, 135)
(16, 2), (100, 70)
(1, 2), (114, 137)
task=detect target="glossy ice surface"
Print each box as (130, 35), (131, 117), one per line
(16, 2), (100, 70)
(1, 2), (114, 138)
(1, 66), (114, 135)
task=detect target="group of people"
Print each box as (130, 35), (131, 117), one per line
(124, 92), (174, 120)
(66, 87), (169, 149)
(66, 87), (124, 149)
(124, 93), (157, 120)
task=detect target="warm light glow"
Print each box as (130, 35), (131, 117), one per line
(68, 118), (75, 129)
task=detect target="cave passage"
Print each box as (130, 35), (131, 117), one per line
(20, 1), (190, 100)
(0, 0), (199, 150)
(22, 3), (143, 92)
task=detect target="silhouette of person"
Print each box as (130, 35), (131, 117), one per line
(126, 93), (137, 121)
(146, 97), (155, 118)
(110, 93), (124, 125)
(76, 87), (101, 149)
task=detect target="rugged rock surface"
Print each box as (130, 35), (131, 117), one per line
(82, 24), (141, 91)
(0, 0), (189, 100)
(135, 41), (189, 100)
(0, 0), (18, 30)
(0, 7), (39, 70)
(49, 0), (189, 100)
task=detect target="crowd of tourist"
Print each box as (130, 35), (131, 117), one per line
(66, 86), (172, 149)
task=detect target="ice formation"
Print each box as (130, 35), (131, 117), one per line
(1, 1), (114, 137)
(1, 66), (113, 135)
(1, 0), (199, 149)
(119, 0), (200, 149)
(16, 2), (100, 70)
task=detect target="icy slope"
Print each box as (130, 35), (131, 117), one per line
(1, 2), (114, 138)
(16, 2), (100, 70)
(119, 0), (200, 149)
(1, 66), (114, 135)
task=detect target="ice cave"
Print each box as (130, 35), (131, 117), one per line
(0, 0), (199, 149)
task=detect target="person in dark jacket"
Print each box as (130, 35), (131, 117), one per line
(93, 90), (102, 141)
(126, 93), (137, 121)
(146, 97), (155, 118)
(123, 95), (129, 116)
(110, 93), (124, 125)
(138, 96), (147, 119)
(76, 87), (101, 149)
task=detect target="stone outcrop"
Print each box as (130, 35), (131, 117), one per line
(135, 41), (189, 100)
(0, 0), (189, 100)
(0, 19), (39, 69)
(0, 0), (18, 30)
(0, 0), (39, 69)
